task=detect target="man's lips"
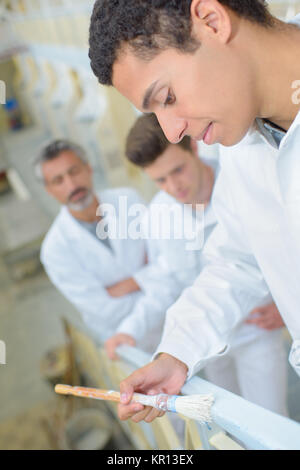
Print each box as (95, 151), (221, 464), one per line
(69, 188), (87, 202)
(176, 189), (189, 199)
(195, 123), (212, 142)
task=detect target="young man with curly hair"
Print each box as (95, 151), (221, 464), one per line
(105, 113), (287, 416)
(89, 0), (300, 423)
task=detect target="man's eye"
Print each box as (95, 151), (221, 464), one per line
(52, 177), (63, 185)
(163, 91), (175, 107)
(69, 166), (81, 176)
(174, 167), (183, 173)
(156, 179), (165, 184)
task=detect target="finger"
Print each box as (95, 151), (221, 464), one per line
(144, 407), (163, 423)
(105, 340), (118, 360)
(131, 406), (154, 423)
(262, 320), (280, 330)
(246, 311), (264, 324)
(110, 346), (119, 360)
(119, 369), (146, 404)
(104, 341), (113, 359)
(249, 307), (263, 316)
(147, 388), (161, 395)
(118, 402), (145, 421)
(255, 318), (275, 329)
(245, 317), (261, 325)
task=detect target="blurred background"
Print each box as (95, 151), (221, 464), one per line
(0, 0), (299, 450)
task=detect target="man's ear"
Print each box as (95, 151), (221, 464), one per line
(190, 0), (232, 44)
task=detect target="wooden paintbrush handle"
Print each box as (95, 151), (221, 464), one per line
(55, 384), (158, 407)
(55, 384), (121, 402)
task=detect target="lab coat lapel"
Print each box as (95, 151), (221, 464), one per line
(59, 205), (118, 267)
(276, 115), (300, 205)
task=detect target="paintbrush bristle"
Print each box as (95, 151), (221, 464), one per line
(174, 394), (214, 423)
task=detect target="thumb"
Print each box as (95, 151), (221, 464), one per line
(119, 369), (145, 404)
(250, 307), (263, 315)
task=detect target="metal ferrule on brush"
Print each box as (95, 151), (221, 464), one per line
(154, 393), (179, 413)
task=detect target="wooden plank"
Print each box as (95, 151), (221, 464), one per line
(209, 432), (244, 450)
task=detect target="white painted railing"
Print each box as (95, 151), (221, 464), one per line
(116, 344), (300, 450)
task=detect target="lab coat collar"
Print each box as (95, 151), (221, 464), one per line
(56, 190), (131, 261)
(255, 118), (279, 149)
(247, 109), (300, 155)
(58, 205), (83, 241)
(279, 109), (300, 150)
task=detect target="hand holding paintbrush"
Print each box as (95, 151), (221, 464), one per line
(55, 384), (214, 423)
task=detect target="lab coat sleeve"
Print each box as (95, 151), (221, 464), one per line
(131, 252), (167, 294)
(116, 254), (182, 340)
(155, 166), (271, 378)
(131, 207), (161, 292)
(119, 204), (183, 341)
(41, 242), (137, 342)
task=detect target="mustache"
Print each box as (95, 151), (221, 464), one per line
(68, 187), (88, 202)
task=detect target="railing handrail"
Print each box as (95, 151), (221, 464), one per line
(115, 344), (300, 450)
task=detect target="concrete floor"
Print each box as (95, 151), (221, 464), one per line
(0, 256), (71, 422)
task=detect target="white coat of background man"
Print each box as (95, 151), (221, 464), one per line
(88, 0), (300, 424)
(106, 113), (287, 416)
(36, 140), (178, 349)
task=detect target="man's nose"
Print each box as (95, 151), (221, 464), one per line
(156, 111), (187, 144)
(167, 176), (179, 195)
(64, 173), (78, 192)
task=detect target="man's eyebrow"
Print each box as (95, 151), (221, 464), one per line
(142, 80), (159, 110)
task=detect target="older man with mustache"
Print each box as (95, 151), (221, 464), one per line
(37, 139), (178, 347)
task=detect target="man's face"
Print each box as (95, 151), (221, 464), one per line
(43, 150), (93, 209)
(112, 11), (258, 147)
(144, 144), (203, 205)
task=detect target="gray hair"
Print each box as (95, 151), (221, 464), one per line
(34, 139), (89, 183)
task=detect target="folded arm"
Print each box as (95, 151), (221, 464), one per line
(41, 247), (138, 342)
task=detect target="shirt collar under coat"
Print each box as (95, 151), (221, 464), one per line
(246, 109), (300, 155)
(58, 190), (102, 241)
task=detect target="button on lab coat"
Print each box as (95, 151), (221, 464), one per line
(156, 112), (300, 378)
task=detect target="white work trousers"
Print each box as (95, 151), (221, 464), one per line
(203, 328), (288, 417)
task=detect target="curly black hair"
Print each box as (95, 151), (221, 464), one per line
(89, 0), (273, 86)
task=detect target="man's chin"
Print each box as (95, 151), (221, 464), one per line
(220, 123), (254, 147)
(176, 197), (192, 205)
(67, 191), (94, 211)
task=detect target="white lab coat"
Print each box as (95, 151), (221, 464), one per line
(156, 110), (300, 379)
(114, 188), (200, 340)
(41, 187), (174, 348)
(140, 187), (217, 287)
(129, 160), (287, 414)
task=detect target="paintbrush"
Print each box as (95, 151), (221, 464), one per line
(55, 384), (214, 423)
